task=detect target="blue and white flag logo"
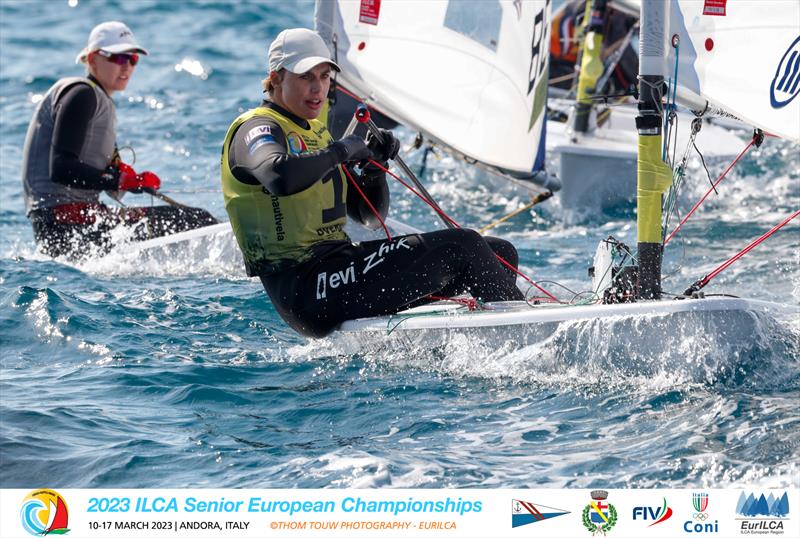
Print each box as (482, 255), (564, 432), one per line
(511, 499), (569, 528)
(770, 36), (800, 108)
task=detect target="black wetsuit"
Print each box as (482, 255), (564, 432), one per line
(24, 76), (217, 258)
(227, 101), (524, 337)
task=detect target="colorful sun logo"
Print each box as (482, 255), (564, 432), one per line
(286, 132), (307, 155)
(20, 489), (70, 536)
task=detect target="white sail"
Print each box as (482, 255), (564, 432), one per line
(315, 0), (551, 176)
(666, 0), (800, 142)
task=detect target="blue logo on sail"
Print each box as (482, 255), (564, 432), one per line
(770, 36), (800, 108)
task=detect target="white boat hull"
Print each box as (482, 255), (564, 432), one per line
(546, 103), (747, 211)
(337, 297), (798, 375)
(121, 223), (798, 376)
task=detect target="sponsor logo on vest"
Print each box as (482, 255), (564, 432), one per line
(317, 223), (343, 237)
(770, 36), (800, 109)
(315, 263), (356, 300)
(313, 125), (329, 139)
(363, 238), (412, 274)
(286, 132), (308, 154)
(735, 491), (788, 535)
(248, 136), (274, 154)
(244, 125), (272, 145)
(684, 492), (718, 533)
(270, 195), (285, 241)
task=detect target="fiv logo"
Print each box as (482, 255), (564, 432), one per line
(632, 497), (673, 527)
(770, 36), (800, 108)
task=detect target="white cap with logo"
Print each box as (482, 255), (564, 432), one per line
(75, 21), (149, 64)
(268, 28), (340, 74)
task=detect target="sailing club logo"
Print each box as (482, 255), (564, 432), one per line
(582, 490), (617, 535)
(511, 499), (569, 528)
(20, 489), (70, 536)
(684, 492), (718, 533)
(735, 491), (789, 535)
(770, 36), (800, 108)
(632, 497), (673, 527)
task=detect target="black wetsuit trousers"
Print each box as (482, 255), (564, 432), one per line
(260, 228), (525, 338)
(30, 204), (218, 259)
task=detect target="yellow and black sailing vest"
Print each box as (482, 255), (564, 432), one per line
(221, 106), (348, 276)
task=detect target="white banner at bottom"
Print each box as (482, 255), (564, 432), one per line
(1, 488), (798, 538)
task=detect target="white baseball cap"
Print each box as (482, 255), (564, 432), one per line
(268, 28), (340, 74)
(75, 21), (148, 64)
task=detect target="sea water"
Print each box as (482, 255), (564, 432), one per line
(1, 0), (798, 488)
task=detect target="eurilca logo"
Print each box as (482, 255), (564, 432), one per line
(770, 36), (800, 108)
(736, 491), (789, 535)
(511, 499), (569, 528)
(20, 489), (70, 536)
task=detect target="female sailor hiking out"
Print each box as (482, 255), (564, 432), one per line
(21, 21), (217, 259)
(221, 28), (525, 338)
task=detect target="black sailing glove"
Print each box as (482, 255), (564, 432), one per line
(330, 134), (373, 164)
(366, 128), (400, 162)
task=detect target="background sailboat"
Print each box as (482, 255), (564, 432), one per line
(316, 0), (747, 214)
(545, 0), (747, 211)
(336, 0), (799, 350)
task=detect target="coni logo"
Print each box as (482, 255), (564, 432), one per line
(770, 36), (800, 108)
(683, 492), (718, 534)
(19, 489), (70, 536)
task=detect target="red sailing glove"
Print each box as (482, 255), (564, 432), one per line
(117, 162), (162, 193)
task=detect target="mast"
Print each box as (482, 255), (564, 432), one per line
(573, 0), (608, 134)
(635, 0), (672, 300)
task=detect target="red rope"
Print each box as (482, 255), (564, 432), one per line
(333, 87), (561, 303)
(367, 159), (561, 303)
(336, 83), (367, 104)
(341, 164), (392, 241)
(692, 209), (799, 291)
(664, 134), (757, 245)
(366, 159), (460, 228)
(428, 295), (485, 311)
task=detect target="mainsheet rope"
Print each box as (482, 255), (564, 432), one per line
(365, 159), (561, 303)
(341, 164), (392, 241)
(335, 86), (561, 303)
